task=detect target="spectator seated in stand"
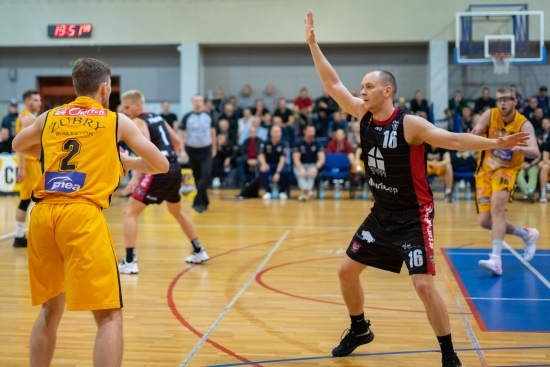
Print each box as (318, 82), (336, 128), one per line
(258, 125), (290, 200)
(449, 150), (477, 200)
(426, 144), (454, 203)
(212, 134), (236, 188)
(236, 125), (263, 198)
(329, 111), (349, 136)
(410, 90), (430, 119)
(293, 87), (313, 133)
(325, 128), (355, 167)
(293, 125), (325, 202)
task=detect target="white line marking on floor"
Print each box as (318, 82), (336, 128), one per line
(503, 241), (550, 289)
(178, 230), (290, 367)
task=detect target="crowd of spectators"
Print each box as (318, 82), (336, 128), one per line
(4, 82), (550, 202)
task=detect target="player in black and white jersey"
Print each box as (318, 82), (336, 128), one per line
(305, 11), (529, 367)
(119, 90), (209, 274)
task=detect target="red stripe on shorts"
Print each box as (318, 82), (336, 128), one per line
(419, 202), (436, 275)
(132, 174), (154, 202)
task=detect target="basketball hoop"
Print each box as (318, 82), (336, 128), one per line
(490, 53), (513, 75)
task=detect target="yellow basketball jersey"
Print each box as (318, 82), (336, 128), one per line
(16, 109), (38, 161)
(477, 108), (527, 172)
(32, 96), (123, 208)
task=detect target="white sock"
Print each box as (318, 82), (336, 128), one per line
(15, 221), (25, 238)
(541, 189), (547, 198)
(445, 188), (452, 195)
(512, 226), (529, 239)
(492, 239), (503, 257)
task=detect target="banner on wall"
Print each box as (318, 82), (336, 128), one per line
(0, 153), (20, 193)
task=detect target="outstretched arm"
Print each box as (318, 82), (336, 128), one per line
(305, 11), (367, 119)
(404, 115), (529, 152)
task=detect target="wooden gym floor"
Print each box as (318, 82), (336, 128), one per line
(0, 190), (548, 367)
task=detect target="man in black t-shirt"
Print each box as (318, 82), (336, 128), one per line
(293, 125), (325, 201)
(160, 101), (178, 130)
(258, 125), (290, 200)
(273, 98), (295, 129)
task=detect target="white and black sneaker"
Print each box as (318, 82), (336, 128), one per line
(119, 259), (139, 274)
(185, 247), (210, 264)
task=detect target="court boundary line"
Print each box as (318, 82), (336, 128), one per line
(502, 241), (550, 289)
(440, 249), (488, 366)
(204, 345), (550, 367)
(178, 230), (290, 367)
(441, 249), (489, 331)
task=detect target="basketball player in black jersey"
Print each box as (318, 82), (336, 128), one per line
(306, 11), (529, 367)
(119, 90), (209, 274)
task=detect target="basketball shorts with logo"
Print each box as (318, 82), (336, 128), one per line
(346, 203), (436, 275)
(132, 159), (182, 205)
(475, 168), (518, 213)
(20, 158), (42, 200)
(28, 202), (122, 311)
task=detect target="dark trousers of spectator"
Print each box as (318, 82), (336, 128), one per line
(260, 163), (290, 193)
(186, 145), (212, 208)
(237, 157), (259, 184)
(212, 156), (229, 181)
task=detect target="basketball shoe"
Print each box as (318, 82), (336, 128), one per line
(332, 321), (375, 357)
(478, 254), (502, 275)
(522, 228), (538, 261)
(119, 259), (139, 274)
(185, 247), (209, 264)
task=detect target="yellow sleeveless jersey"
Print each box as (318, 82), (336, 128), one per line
(16, 109), (38, 161)
(477, 108), (527, 173)
(32, 96), (123, 208)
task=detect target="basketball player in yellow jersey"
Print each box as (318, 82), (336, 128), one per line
(13, 89), (41, 247)
(471, 87), (540, 275)
(13, 58), (169, 367)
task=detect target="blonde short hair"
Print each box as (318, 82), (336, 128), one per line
(121, 90), (145, 104)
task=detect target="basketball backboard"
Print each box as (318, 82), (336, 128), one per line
(455, 3), (545, 65)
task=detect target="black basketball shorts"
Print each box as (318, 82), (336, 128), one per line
(132, 160), (182, 205)
(346, 203), (436, 275)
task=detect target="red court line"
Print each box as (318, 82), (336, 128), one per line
(166, 232), (337, 366)
(256, 257), (472, 315)
(167, 240), (277, 367)
(441, 249), (488, 331)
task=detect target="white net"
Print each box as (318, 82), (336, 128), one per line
(490, 53), (513, 75)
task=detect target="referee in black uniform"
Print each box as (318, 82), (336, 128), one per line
(180, 95), (216, 213)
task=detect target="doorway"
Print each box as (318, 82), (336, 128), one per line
(38, 76), (120, 113)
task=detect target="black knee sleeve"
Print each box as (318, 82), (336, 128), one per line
(18, 199), (31, 211)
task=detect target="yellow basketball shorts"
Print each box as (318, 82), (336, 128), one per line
(20, 158), (41, 200)
(427, 164), (446, 178)
(28, 202), (122, 311)
(475, 168), (518, 213)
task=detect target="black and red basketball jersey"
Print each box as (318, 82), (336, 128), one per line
(138, 112), (176, 158)
(360, 108), (432, 210)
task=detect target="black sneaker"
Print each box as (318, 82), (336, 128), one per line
(332, 323), (375, 357)
(13, 236), (27, 248)
(444, 193), (455, 203)
(442, 353), (462, 367)
(191, 204), (204, 213)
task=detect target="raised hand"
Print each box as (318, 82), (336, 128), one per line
(304, 10), (316, 44)
(496, 132), (529, 149)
